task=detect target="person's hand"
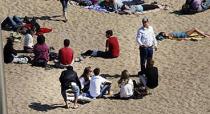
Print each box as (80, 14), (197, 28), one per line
(140, 45), (145, 48)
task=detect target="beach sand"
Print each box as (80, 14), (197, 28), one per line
(1, 0), (210, 114)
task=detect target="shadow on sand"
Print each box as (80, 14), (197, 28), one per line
(28, 102), (65, 112)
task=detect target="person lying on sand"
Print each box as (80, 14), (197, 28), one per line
(156, 28), (210, 41)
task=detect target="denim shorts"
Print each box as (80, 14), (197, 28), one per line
(71, 82), (80, 97)
(171, 32), (188, 38)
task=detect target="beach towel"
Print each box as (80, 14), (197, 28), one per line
(35, 28), (52, 35)
(84, 5), (109, 13)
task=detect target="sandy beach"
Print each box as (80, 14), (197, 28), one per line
(1, 0), (210, 114)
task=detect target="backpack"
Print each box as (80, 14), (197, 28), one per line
(181, 0), (196, 14)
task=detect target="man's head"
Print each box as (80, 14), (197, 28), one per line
(66, 65), (73, 70)
(142, 17), (149, 28)
(64, 39), (70, 47)
(37, 35), (45, 45)
(106, 30), (113, 38)
(93, 68), (100, 76)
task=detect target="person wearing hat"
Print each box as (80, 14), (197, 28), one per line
(4, 38), (29, 64)
(136, 17), (157, 74)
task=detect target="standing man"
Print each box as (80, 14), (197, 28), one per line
(136, 17), (157, 74)
(58, 0), (69, 22)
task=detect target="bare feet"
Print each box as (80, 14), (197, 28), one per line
(72, 104), (79, 109)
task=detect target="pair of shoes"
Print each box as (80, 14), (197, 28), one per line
(63, 19), (68, 23)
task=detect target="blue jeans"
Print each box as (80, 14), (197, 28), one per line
(60, 0), (69, 12)
(98, 83), (111, 97)
(140, 47), (153, 73)
(1, 16), (22, 30)
(202, 0), (210, 10)
(84, 83), (111, 98)
(61, 82), (80, 102)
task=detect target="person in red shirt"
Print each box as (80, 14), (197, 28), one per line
(105, 30), (120, 58)
(81, 30), (120, 58)
(55, 39), (74, 68)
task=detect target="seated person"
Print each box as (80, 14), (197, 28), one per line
(139, 59), (158, 89)
(156, 28), (209, 40)
(82, 30), (120, 58)
(182, 0), (210, 14)
(79, 66), (92, 93)
(59, 66), (81, 109)
(117, 70), (134, 99)
(4, 38), (29, 64)
(23, 29), (34, 53)
(87, 68), (112, 98)
(33, 35), (49, 67)
(1, 16), (23, 31)
(55, 39), (74, 68)
(99, 0), (115, 12)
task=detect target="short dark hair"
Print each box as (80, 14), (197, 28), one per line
(93, 68), (100, 75)
(106, 30), (113, 36)
(37, 35), (45, 44)
(66, 66), (73, 70)
(64, 39), (70, 47)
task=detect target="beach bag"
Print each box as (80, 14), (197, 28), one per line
(49, 52), (58, 61)
(133, 80), (147, 99)
(146, 67), (158, 89)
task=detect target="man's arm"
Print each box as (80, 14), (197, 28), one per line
(105, 40), (109, 52)
(151, 28), (157, 50)
(136, 28), (143, 47)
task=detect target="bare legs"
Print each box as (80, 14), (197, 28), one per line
(186, 28), (210, 38)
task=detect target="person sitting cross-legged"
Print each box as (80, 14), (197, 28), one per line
(85, 68), (112, 99)
(55, 39), (74, 68)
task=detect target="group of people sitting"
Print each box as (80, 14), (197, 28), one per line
(71, 0), (164, 14)
(59, 59), (158, 109)
(3, 29), (120, 69)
